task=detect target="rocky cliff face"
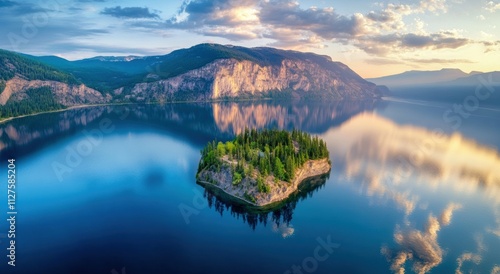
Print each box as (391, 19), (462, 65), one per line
(198, 158), (331, 207)
(122, 58), (381, 101)
(0, 77), (111, 106)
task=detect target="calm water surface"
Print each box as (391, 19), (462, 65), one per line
(0, 100), (499, 274)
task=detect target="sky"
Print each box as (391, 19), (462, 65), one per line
(0, 0), (499, 78)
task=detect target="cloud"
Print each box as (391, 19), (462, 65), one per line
(272, 222), (295, 238)
(0, 0), (16, 8)
(455, 234), (485, 274)
(401, 33), (468, 48)
(480, 40), (500, 53)
(364, 58), (406, 65)
(488, 208), (500, 237)
(456, 253), (482, 274)
(492, 265), (500, 274)
(0, 0), (50, 15)
(259, 1), (365, 39)
(418, 0), (448, 14)
(0, 7), (110, 53)
(47, 41), (172, 56)
(384, 204), (460, 273)
(354, 32), (470, 55)
(485, 1), (500, 12)
(405, 58), (474, 64)
(161, 0), (475, 54)
(439, 203), (462, 226)
(164, 0), (260, 40)
(101, 6), (160, 19)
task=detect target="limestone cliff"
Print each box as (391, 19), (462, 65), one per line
(198, 158), (331, 207)
(122, 57), (381, 101)
(0, 76), (111, 106)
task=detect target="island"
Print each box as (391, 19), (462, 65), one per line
(196, 129), (331, 207)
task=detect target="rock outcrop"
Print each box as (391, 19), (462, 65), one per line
(0, 76), (111, 106)
(198, 158), (331, 207)
(123, 58), (382, 101)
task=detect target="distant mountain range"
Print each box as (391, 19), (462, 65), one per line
(0, 43), (384, 119)
(370, 69), (500, 106)
(367, 68), (488, 88)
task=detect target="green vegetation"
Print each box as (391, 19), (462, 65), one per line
(0, 50), (83, 119)
(0, 80), (5, 95)
(0, 87), (65, 119)
(0, 49), (79, 84)
(198, 129), (329, 192)
(154, 44), (264, 79)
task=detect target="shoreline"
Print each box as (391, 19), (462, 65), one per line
(0, 97), (380, 124)
(197, 179), (259, 206)
(197, 158), (331, 207)
(0, 102), (136, 124)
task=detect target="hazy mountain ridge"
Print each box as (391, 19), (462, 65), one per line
(367, 68), (482, 88)
(372, 69), (500, 106)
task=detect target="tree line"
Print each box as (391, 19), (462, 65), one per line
(0, 87), (65, 118)
(0, 50), (79, 84)
(198, 128), (329, 193)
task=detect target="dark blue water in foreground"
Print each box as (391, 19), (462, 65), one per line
(0, 100), (499, 274)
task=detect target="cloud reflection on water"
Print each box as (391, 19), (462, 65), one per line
(382, 203), (461, 274)
(324, 112), (500, 204)
(322, 112), (500, 273)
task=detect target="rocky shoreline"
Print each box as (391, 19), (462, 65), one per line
(197, 158), (331, 207)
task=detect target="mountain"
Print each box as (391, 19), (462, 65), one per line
(112, 44), (384, 101)
(1, 44), (383, 119)
(377, 71), (500, 106)
(367, 68), (475, 88)
(31, 44), (383, 101)
(440, 71), (500, 86)
(0, 49), (110, 118)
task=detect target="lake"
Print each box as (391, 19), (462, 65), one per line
(0, 99), (499, 274)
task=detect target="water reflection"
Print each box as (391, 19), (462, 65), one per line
(381, 202), (462, 273)
(323, 112), (500, 273)
(325, 113), (500, 205)
(212, 100), (378, 134)
(0, 100), (378, 159)
(2, 100), (499, 273)
(202, 175), (328, 231)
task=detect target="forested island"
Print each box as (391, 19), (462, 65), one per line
(196, 129), (331, 207)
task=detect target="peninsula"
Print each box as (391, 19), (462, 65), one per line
(196, 129), (331, 207)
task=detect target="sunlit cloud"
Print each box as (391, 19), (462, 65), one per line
(439, 203), (462, 226)
(485, 1), (500, 12)
(162, 0), (491, 56)
(456, 252), (482, 274)
(383, 204), (461, 273)
(455, 234), (486, 274)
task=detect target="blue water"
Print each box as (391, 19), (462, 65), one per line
(0, 100), (499, 274)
